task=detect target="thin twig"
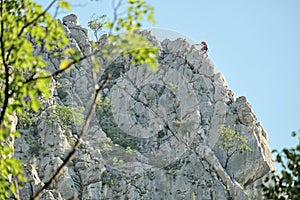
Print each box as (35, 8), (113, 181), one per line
(24, 48), (103, 84)
(109, 0), (123, 34)
(31, 73), (111, 200)
(5, 0), (57, 62)
(19, 0), (57, 38)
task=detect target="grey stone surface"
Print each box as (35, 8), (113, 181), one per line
(14, 14), (275, 200)
(63, 13), (78, 25)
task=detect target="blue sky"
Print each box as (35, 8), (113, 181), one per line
(36, 0), (300, 152)
(145, 0), (300, 152)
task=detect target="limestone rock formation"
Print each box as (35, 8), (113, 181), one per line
(15, 14), (275, 200)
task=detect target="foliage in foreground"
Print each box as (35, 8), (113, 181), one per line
(262, 131), (300, 200)
(0, 0), (72, 198)
(0, 0), (157, 198)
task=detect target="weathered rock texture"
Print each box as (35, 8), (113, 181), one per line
(15, 14), (275, 200)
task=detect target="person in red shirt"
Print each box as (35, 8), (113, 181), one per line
(200, 41), (208, 54)
(194, 41), (208, 55)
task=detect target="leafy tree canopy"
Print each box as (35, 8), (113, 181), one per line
(0, 0), (72, 198)
(0, 0), (157, 198)
(262, 131), (300, 200)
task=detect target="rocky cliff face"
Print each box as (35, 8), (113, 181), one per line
(15, 15), (275, 200)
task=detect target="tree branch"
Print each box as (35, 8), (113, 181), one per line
(109, 0), (123, 34)
(31, 73), (111, 200)
(0, 0), (10, 124)
(5, 0), (58, 62)
(24, 48), (104, 84)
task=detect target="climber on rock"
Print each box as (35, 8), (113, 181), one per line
(200, 41), (208, 54)
(195, 41), (208, 55)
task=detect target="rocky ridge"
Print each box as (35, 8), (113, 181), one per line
(14, 14), (275, 200)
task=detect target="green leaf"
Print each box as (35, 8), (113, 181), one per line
(58, 0), (71, 12)
(31, 99), (41, 112)
(59, 59), (71, 71)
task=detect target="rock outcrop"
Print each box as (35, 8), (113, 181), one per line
(15, 14), (275, 200)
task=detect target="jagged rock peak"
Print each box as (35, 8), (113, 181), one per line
(15, 14), (275, 200)
(63, 13), (78, 25)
